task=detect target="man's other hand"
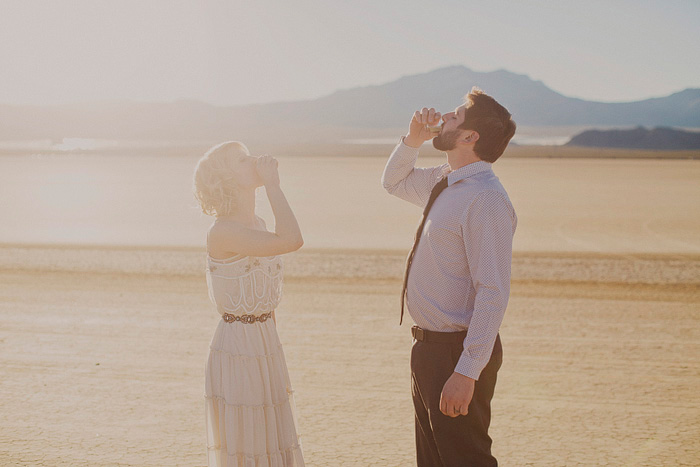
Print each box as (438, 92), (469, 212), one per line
(439, 372), (475, 417)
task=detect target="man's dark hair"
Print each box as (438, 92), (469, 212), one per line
(459, 87), (516, 162)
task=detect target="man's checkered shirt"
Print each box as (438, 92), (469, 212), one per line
(382, 139), (517, 380)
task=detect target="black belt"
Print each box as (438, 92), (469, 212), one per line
(411, 325), (467, 344)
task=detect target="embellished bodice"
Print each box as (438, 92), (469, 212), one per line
(206, 254), (283, 316)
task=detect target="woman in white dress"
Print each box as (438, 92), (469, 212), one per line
(193, 141), (305, 467)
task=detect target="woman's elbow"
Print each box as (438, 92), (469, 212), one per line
(290, 236), (304, 252)
(274, 234), (303, 254)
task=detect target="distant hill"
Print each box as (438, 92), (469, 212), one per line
(301, 66), (700, 128)
(0, 65), (698, 143)
(567, 126), (700, 150)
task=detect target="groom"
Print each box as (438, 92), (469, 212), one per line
(382, 87), (517, 466)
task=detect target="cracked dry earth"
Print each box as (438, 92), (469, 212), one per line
(1, 251), (699, 466)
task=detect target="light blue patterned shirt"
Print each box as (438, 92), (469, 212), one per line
(382, 139), (517, 380)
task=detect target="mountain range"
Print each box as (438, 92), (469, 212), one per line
(1, 65), (698, 143)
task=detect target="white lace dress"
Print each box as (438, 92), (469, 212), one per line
(205, 253), (304, 467)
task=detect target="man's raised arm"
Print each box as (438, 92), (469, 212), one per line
(381, 107), (449, 208)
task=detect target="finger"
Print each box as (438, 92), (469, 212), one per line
(413, 110), (421, 123)
(441, 398), (457, 417)
(459, 405), (469, 416)
(428, 108), (435, 123)
(432, 112), (442, 126)
(420, 107), (429, 124)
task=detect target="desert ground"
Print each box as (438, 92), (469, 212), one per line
(1, 246), (698, 466)
(1, 149), (699, 466)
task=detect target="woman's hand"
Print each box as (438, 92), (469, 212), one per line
(256, 155), (280, 187)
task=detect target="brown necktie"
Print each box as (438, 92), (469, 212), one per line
(400, 176), (449, 324)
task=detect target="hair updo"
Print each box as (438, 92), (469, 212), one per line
(193, 141), (250, 216)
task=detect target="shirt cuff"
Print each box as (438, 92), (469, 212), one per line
(396, 136), (421, 156)
(454, 352), (486, 381)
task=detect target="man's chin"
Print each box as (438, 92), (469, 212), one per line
(432, 138), (451, 151)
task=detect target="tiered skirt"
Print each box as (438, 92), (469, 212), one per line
(205, 317), (304, 467)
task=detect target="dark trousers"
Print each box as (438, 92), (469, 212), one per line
(411, 334), (502, 467)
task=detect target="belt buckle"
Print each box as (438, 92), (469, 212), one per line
(412, 326), (425, 341)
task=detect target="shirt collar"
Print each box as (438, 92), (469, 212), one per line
(445, 160), (493, 186)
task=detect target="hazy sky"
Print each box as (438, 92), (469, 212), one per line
(2, 0), (698, 106)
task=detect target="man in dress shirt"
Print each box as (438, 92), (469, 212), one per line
(382, 87), (517, 466)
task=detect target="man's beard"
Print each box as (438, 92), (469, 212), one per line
(432, 129), (460, 151)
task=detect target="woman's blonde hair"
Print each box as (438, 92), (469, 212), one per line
(193, 141), (250, 216)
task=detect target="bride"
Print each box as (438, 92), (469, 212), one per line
(193, 141), (305, 467)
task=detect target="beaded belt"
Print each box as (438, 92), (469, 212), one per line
(222, 312), (272, 324)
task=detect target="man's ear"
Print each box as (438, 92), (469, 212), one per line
(464, 131), (479, 143)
